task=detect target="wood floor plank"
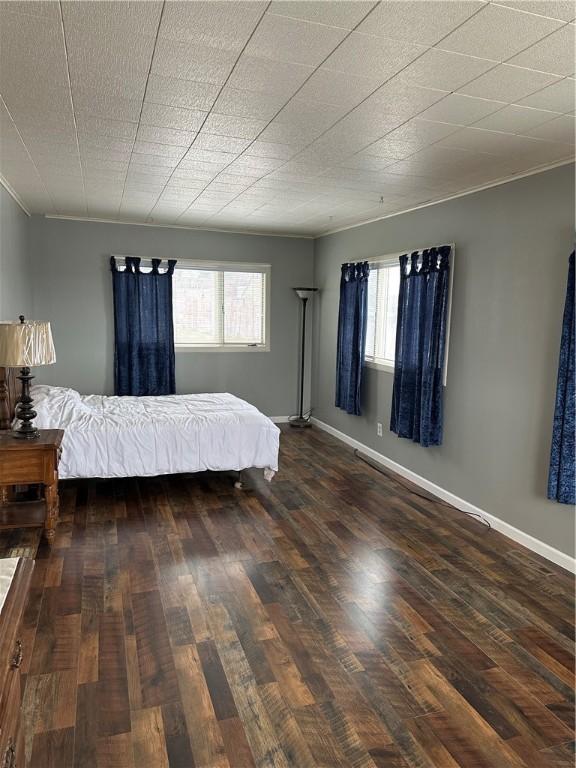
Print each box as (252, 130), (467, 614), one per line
(132, 706), (169, 768)
(17, 427), (573, 768)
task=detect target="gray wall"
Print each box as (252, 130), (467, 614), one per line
(0, 185), (31, 320)
(313, 164), (575, 558)
(30, 217), (314, 418)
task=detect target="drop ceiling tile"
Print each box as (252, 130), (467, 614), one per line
(195, 133), (253, 153)
(79, 135), (134, 153)
(276, 99), (348, 134)
(152, 37), (238, 84)
(133, 141), (188, 160)
(217, 172), (265, 187)
(18, 125), (78, 149)
(228, 155), (285, 173)
(201, 113), (268, 139)
(84, 168), (126, 183)
(141, 103), (207, 132)
(159, 1), (266, 48)
(438, 126), (550, 154)
(166, 173), (207, 189)
(245, 140), (298, 160)
(296, 68), (382, 109)
(323, 32), (425, 80)
(73, 93), (142, 123)
(388, 145), (497, 178)
(379, 118), (463, 147)
(524, 113), (575, 142)
(137, 125), (196, 147)
(472, 104), (562, 132)
(508, 24), (575, 76)
(145, 75), (220, 111)
(244, 13), (348, 66)
(269, 1), (374, 29)
(492, 2), (576, 22)
(340, 154), (402, 171)
(418, 93), (506, 125)
(62, 1), (161, 80)
(77, 115), (138, 141)
(357, 1), (485, 45)
(214, 86), (287, 121)
(438, 3), (563, 60)
(171, 162), (222, 181)
(183, 147), (236, 166)
(227, 56), (315, 95)
(5, 2), (60, 20)
(399, 49), (497, 91)
(82, 157), (128, 172)
(518, 77), (575, 112)
(130, 154), (180, 170)
(458, 64), (561, 101)
(257, 121), (313, 146)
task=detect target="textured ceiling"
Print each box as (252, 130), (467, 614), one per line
(0, 0), (574, 237)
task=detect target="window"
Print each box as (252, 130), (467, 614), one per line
(172, 261), (270, 350)
(365, 260), (400, 370)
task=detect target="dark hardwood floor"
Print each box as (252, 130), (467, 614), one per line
(19, 426), (574, 767)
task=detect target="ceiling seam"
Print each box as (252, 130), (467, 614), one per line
(0, 94), (58, 215)
(58, 0), (88, 217)
(213, 1), (572, 230)
(181, 1), (493, 225)
(168, 0), (383, 224)
(117, 0), (167, 220)
(141, 1), (274, 222)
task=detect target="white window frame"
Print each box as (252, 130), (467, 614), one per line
(363, 245), (455, 385)
(365, 256), (400, 374)
(111, 256), (271, 353)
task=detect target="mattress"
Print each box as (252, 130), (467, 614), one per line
(29, 385), (280, 480)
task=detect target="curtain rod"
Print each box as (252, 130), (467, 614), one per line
(109, 254), (271, 270)
(341, 242), (454, 267)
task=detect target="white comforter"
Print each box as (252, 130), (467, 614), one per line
(30, 385), (280, 480)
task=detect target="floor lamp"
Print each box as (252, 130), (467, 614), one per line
(290, 288), (318, 428)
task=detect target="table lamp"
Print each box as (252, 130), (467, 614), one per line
(0, 316), (56, 439)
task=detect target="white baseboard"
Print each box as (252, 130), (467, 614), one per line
(270, 416), (291, 424)
(311, 417), (575, 575)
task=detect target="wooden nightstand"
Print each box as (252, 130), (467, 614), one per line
(0, 430), (64, 542)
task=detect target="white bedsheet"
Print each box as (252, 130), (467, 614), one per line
(29, 385), (280, 480)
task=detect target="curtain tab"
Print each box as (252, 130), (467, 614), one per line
(110, 256), (117, 272)
(151, 259), (161, 274)
(421, 250), (431, 273)
(409, 252), (419, 276)
(438, 245), (451, 271)
(124, 256), (140, 273)
(399, 254), (409, 277)
(167, 259), (177, 275)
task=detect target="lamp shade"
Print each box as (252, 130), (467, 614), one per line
(294, 288), (318, 300)
(0, 321), (56, 367)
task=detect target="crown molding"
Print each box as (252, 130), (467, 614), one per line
(43, 214), (313, 239)
(315, 159), (575, 239)
(0, 173), (30, 216)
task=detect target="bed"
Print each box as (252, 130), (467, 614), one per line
(0, 369), (279, 484)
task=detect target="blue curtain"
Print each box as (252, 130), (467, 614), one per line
(390, 246), (451, 446)
(548, 252), (575, 505)
(110, 256), (177, 396)
(335, 262), (370, 415)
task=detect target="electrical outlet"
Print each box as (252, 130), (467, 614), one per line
(377, 422), (383, 437)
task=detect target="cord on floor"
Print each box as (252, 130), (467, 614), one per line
(353, 448), (491, 532)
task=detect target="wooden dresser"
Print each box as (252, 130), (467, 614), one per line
(0, 558), (33, 768)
